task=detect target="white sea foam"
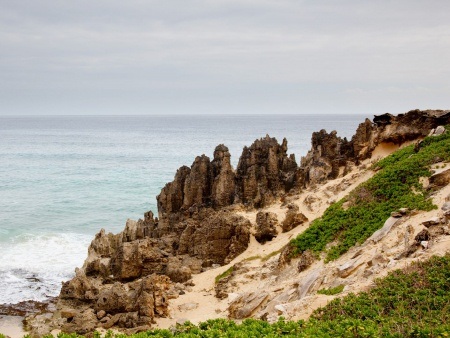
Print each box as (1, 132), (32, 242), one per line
(0, 233), (92, 304)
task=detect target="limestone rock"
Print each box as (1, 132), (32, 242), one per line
(297, 250), (315, 273)
(61, 309), (98, 335)
(442, 202), (450, 212)
(60, 269), (98, 301)
(235, 136), (297, 207)
(301, 129), (353, 184)
(428, 168), (450, 191)
(300, 110), (450, 187)
(178, 302), (199, 311)
(211, 145), (236, 208)
(228, 292), (269, 319)
(111, 238), (168, 280)
(368, 217), (401, 243)
(282, 204), (308, 232)
(178, 211), (251, 265)
(429, 125), (446, 136)
(338, 258), (365, 278)
(254, 211), (279, 243)
(414, 229), (430, 242)
(422, 217), (442, 228)
(297, 268), (322, 298)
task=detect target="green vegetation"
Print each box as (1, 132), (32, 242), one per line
(243, 255), (261, 262)
(290, 128), (450, 261)
(214, 266), (234, 284)
(311, 254), (450, 337)
(317, 284), (345, 295)
(16, 254), (450, 337)
(261, 249), (282, 262)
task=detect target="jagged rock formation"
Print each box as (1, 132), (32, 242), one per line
(26, 109), (450, 336)
(301, 109), (450, 184)
(235, 136), (298, 207)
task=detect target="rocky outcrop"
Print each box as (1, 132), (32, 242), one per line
(57, 273), (171, 335)
(157, 145), (236, 220)
(235, 136), (298, 207)
(177, 210), (251, 265)
(228, 292), (269, 319)
(282, 204), (309, 233)
(300, 110), (450, 185)
(254, 211), (279, 244)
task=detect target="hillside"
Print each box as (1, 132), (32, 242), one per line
(22, 110), (450, 337)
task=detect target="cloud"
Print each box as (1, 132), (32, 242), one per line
(0, 0), (449, 115)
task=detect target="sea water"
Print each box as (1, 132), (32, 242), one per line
(0, 114), (367, 304)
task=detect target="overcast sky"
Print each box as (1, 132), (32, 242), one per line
(1, 0), (449, 115)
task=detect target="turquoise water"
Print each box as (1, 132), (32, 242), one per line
(0, 114), (367, 304)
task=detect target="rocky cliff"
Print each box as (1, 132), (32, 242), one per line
(26, 109), (450, 336)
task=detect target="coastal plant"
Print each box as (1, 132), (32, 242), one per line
(290, 127), (450, 261)
(214, 266), (234, 284)
(261, 249), (282, 262)
(317, 284), (345, 295)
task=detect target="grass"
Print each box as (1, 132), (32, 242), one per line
(18, 253), (450, 337)
(317, 284), (345, 295)
(214, 266), (234, 284)
(290, 128), (450, 262)
(242, 255), (261, 262)
(261, 249), (282, 262)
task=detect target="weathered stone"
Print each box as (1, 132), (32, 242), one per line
(235, 136), (297, 207)
(255, 211), (279, 243)
(300, 110), (450, 187)
(178, 302), (199, 311)
(442, 202), (450, 212)
(422, 217), (442, 228)
(429, 125), (446, 136)
(428, 168), (450, 191)
(398, 208), (409, 214)
(414, 229), (430, 242)
(297, 250), (315, 273)
(277, 245), (295, 269)
(61, 309), (98, 335)
(282, 204), (308, 232)
(297, 268), (322, 298)
(211, 145), (236, 208)
(338, 258), (365, 278)
(96, 310), (106, 320)
(228, 292), (269, 319)
(178, 211), (251, 265)
(368, 217), (401, 243)
(60, 309), (78, 319)
(60, 269), (97, 301)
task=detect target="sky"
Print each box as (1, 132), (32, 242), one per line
(0, 0), (449, 116)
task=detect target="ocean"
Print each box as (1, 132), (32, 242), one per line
(0, 114), (367, 305)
